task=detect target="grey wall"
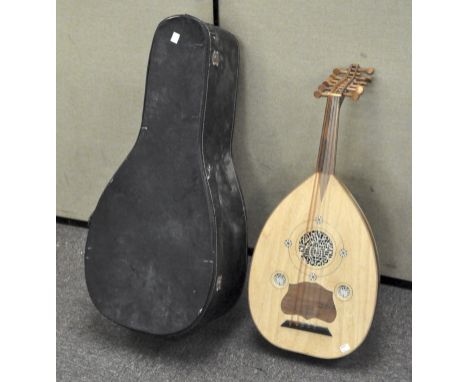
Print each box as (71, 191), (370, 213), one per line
(221, 0), (411, 280)
(57, 1), (411, 280)
(57, 0), (213, 218)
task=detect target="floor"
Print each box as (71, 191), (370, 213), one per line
(56, 223), (411, 382)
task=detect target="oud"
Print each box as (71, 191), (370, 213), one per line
(248, 65), (379, 358)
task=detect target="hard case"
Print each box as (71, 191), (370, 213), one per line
(85, 15), (246, 335)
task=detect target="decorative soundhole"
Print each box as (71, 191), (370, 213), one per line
(298, 230), (334, 267)
(335, 283), (353, 301)
(272, 272), (287, 288)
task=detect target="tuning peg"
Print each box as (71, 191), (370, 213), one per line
(351, 93), (361, 101)
(333, 68), (343, 75)
(356, 76), (372, 83)
(353, 80), (370, 86)
(347, 86), (364, 101)
(343, 91), (357, 100)
(359, 67), (374, 75)
(333, 68), (350, 76)
(345, 85), (360, 91)
(334, 66), (374, 77)
(318, 83), (329, 92)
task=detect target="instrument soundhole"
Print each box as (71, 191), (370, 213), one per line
(272, 272), (287, 288)
(336, 283), (353, 301)
(298, 230), (334, 267)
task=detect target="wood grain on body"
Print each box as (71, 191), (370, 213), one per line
(248, 173), (379, 359)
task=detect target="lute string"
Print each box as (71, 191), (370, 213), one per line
(305, 96), (340, 329)
(295, 95), (338, 324)
(291, 95), (332, 324)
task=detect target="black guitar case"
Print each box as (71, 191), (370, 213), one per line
(84, 15), (246, 335)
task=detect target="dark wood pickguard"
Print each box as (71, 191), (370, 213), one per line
(281, 282), (336, 322)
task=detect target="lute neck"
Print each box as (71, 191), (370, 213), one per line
(316, 96), (343, 175)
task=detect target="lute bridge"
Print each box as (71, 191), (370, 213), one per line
(281, 320), (332, 337)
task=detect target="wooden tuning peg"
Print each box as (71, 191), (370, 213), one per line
(353, 80), (369, 86)
(350, 86), (364, 101)
(351, 93), (361, 101)
(360, 67), (374, 75)
(356, 75), (372, 82)
(318, 83), (328, 92)
(333, 68), (345, 76)
(328, 74), (342, 82)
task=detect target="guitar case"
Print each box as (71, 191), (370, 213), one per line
(84, 15), (246, 335)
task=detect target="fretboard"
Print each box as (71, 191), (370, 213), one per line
(316, 96), (342, 175)
(315, 96), (343, 198)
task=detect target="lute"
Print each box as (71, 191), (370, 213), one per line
(248, 65), (379, 358)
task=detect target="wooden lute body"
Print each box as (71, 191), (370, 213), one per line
(248, 65), (379, 358)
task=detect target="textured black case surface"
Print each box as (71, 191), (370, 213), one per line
(84, 15), (246, 335)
